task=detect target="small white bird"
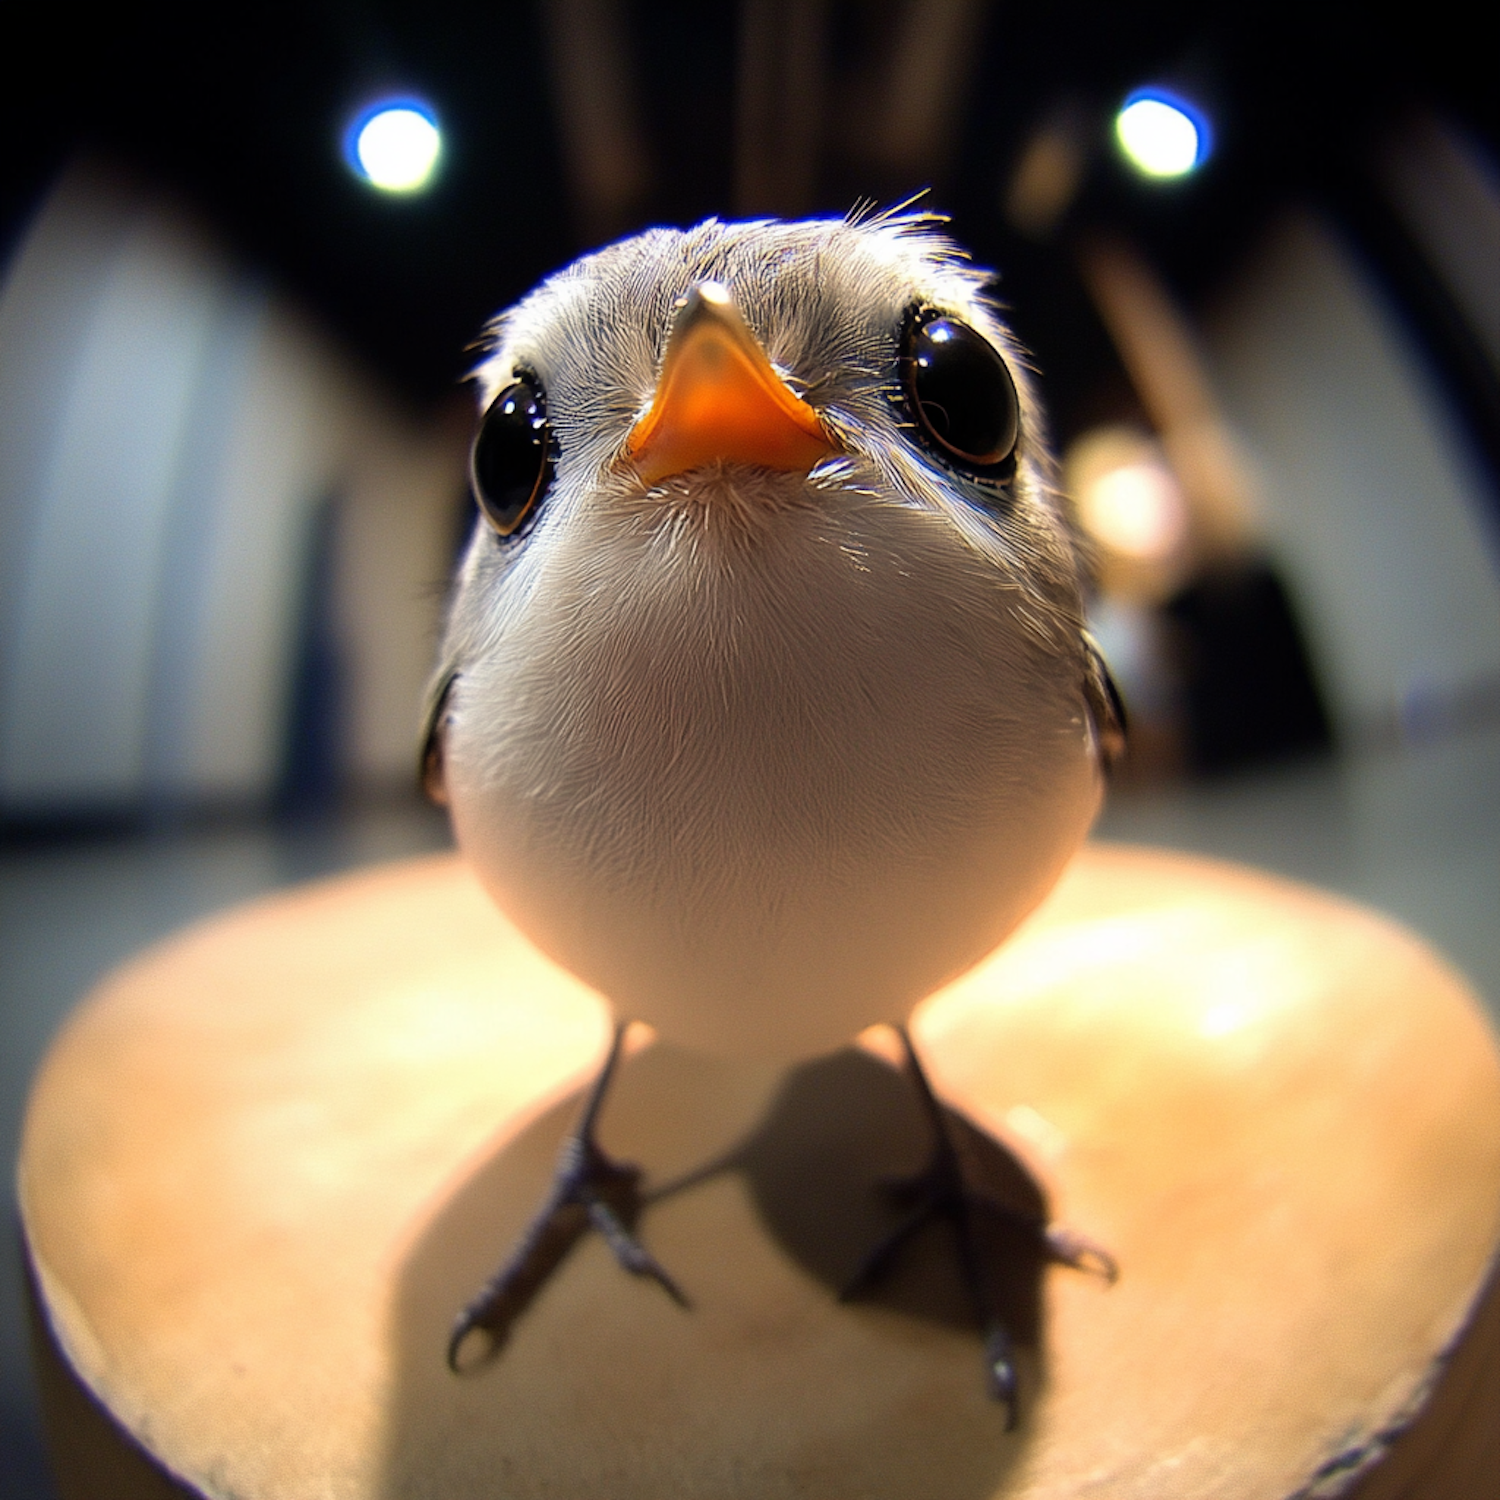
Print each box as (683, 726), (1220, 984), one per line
(424, 210), (1123, 1414)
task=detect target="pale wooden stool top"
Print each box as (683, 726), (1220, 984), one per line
(19, 843), (1500, 1499)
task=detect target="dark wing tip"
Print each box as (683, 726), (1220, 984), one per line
(419, 671), (458, 806)
(1081, 634), (1128, 773)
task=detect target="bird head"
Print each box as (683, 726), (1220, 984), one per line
(426, 212), (1120, 1060)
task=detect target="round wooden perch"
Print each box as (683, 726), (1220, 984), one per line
(18, 844), (1500, 1499)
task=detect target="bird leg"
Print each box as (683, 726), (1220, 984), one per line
(447, 1022), (687, 1371)
(841, 1025), (1116, 1426)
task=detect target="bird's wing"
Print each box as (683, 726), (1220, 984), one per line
(418, 667), (459, 806)
(1082, 632), (1128, 772)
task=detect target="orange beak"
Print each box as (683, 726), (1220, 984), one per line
(626, 282), (837, 485)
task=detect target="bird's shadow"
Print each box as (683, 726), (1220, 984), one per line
(375, 1045), (1049, 1497)
(710, 1047), (1050, 1343)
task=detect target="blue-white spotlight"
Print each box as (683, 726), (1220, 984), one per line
(345, 100), (442, 194)
(1115, 88), (1212, 179)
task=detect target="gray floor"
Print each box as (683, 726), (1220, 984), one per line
(3, 729), (1497, 1497)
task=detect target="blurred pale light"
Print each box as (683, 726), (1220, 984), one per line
(348, 102), (441, 193)
(1004, 103), (1090, 238)
(1116, 90), (1210, 178)
(1079, 459), (1188, 561)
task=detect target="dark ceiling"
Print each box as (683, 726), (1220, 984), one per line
(6, 2), (1498, 455)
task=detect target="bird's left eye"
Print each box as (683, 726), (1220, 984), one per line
(900, 311), (1019, 478)
(471, 373), (553, 536)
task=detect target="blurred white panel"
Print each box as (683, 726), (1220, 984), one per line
(172, 309), (354, 799)
(1204, 211), (1500, 737)
(541, 0), (652, 236)
(0, 186), (230, 808)
(141, 283), (271, 802)
(170, 300), (464, 798)
(1, 161), (468, 817)
(1382, 115), (1500, 378)
(336, 419), (465, 788)
(0, 168), (135, 667)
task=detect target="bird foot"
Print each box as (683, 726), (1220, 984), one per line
(840, 1026), (1115, 1425)
(447, 1024), (686, 1372)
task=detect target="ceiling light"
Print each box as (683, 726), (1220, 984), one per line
(1115, 89), (1211, 179)
(1080, 458), (1189, 560)
(346, 101), (442, 194)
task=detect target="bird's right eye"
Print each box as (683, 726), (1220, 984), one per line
(471, 373), (553, 536)
(899, 309), (1019, 481)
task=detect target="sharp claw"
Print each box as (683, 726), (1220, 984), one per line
(863, 1023), (1115, 1424)
(447, 1315), (476, 1373)
(642, 1258), (691, 1308)
(1045, 1227), (1119, 1283)
(448, 1290), (513, 1373)
(985, 1327), (1018, 1428)
(841, 1196), (934, 1302)
(448, 1022), (688, 1370)
(586, 1196), (692, 1307)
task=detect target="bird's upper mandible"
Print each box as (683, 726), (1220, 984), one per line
(625, 281), (838, 485)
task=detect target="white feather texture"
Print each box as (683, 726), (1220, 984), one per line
(434, 213), (1106, 1059)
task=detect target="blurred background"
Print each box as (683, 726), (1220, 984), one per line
(3, 3), (1498, 1493)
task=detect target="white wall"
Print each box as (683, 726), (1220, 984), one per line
(1203, 209), (1500, 739)
(0, 170), (232, 805)
(0, 161), (466, 817)
(1380, 115), (1500, 381)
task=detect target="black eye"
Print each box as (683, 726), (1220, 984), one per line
(471, 374), (552, 536)
(901, 311), (1020, 476)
